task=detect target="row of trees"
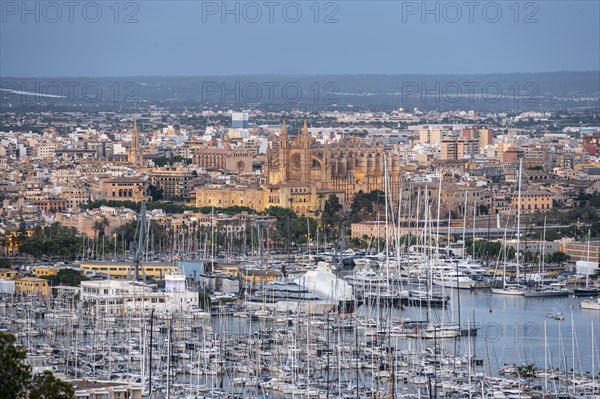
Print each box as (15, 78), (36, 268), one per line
(465, 239), (570, 264)
(82, 200), (255, 216)
(41, 269), (89, 287)
(18, 224), (83, 260)
(152, 156), (191, 167)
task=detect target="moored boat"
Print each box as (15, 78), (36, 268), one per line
(581, 297), (600, 310)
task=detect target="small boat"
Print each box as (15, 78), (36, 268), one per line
(554, 313), (565, 321)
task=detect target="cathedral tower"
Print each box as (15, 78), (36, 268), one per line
(128, 119), (143, 166)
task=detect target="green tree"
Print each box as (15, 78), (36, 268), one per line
(0, 332), (74, 399)
(516, 363), (537, 387)
(153, 156), (190, 167)
(147, 184), (164, 201)
(350, 190), (385, 222)
(92, 217), (109, 239)
(44, 269), (89, 287)
(264, 206), (319, 247)
(19, 223), (83, 260)
(12, 213), (29, 249)
(322, 194), (343, 227)
(0, 331), (30, 399)
(114, 220), (167, 253)
(29, 371), (74, 399)
(545, 251), (570, 264)
(321, 194), (343, 240)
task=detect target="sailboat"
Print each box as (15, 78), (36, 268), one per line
(491, 159), (525, 296)
(524, 216), (570, 297)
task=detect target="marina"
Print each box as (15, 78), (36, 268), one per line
(2, 253), (600, 399)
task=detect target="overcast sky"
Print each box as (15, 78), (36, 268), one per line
(1, 1), (598, 77)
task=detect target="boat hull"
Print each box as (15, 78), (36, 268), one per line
(574, 288), (600, 296)
(490, 287), (524, 296)
(406, 297), (450, 308)
(523, 290), (569, 298)
(581, 300), (600, 310)
(363, 296), (408, 308)
(432, 280), (475, 290)
(244, 300), (337, 315)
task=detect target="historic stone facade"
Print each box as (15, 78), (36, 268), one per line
(193, 121), (403, 215)
(265, 121), (403, 209)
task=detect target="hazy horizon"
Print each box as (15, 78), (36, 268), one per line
(2, 70), (600, 79)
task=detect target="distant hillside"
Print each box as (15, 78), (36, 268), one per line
(1, 72), (598, 112)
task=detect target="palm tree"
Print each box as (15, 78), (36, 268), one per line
(516, 363), (536, 387)
(91, 217), (109, 259)
(92, 216), (109, 239)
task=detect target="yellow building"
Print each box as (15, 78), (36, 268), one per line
(194, 185), (267, 211)
(511, 190), (553, 214)
(33, 266), (59, 278)
(563, 241), (600, 263)
(213, 264), (279, 284)
(79, 262), (179, 280)
(419, 128), (443, 145)
(0, 267), (19, 280)
(15, 277), (49, 296)
(242, 269), (281, 285)
(351, 221), (394, 240)
(216, 264), (241, 278)
(479, 128), (493, 146)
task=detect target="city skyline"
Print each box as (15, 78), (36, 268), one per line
(2, 2), (600, 398)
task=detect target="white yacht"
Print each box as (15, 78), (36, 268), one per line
(344, 268), (390, 293)
(432, 268), (476, 290)
(245, 277), (336, 315)
(296, 262), (358, 313)
(580, 297), (600, 310)
(245, 262), (356, 314)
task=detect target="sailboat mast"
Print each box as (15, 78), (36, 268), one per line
(462, 191), (468, 258)
(435, 173), (442, 260)
(383, 155), (390, 279)
(516, 158), (523, 281)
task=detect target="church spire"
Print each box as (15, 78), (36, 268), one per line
(300, 120), (310, 148)
(129, 118), (142, 166)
